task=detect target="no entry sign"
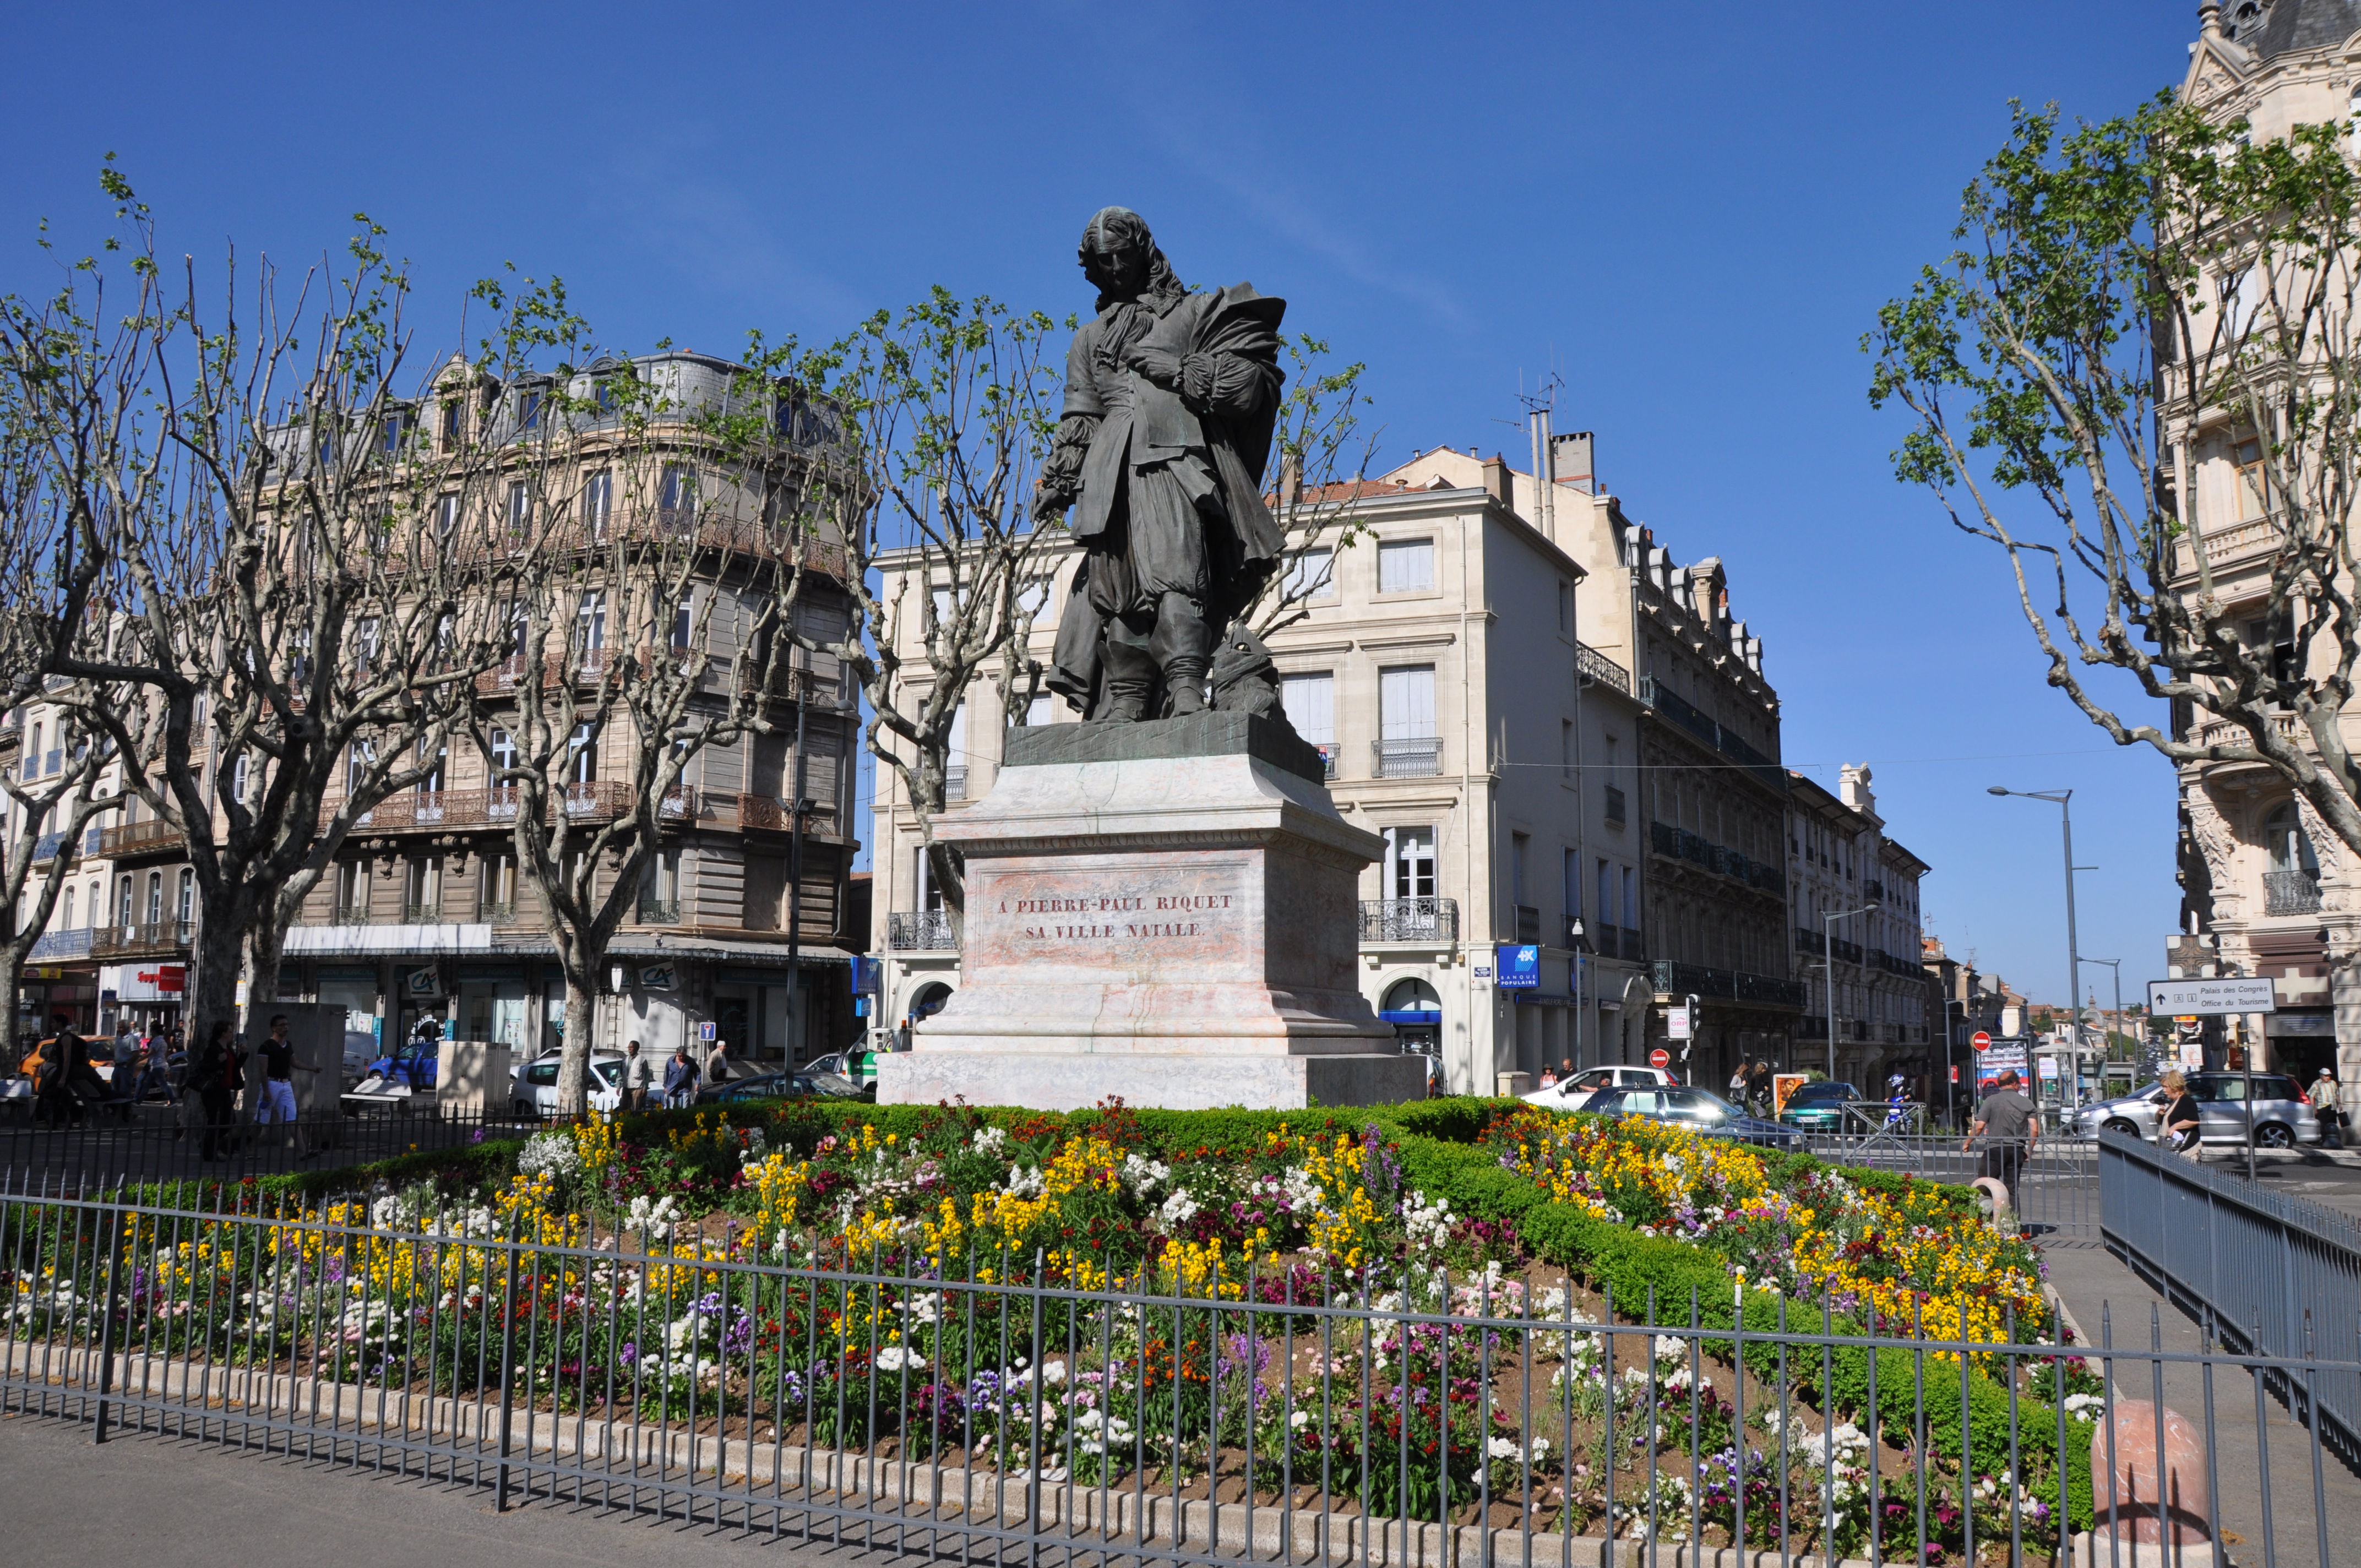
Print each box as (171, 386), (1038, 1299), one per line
(1972, 1031), (1992, 1052)
(1649, 1047), (1671, 1069)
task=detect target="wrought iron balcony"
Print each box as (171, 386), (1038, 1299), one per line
(888, 910), (958, 951)
(1373, 737), (1443, 778)
(91, 919), (194, 959)
(400, 902), (443, 925)
(477, 901), (518, 925)
(1649, 958), (1807, 1010)
(28, 927), (93, 961)
(2265, 868), (2322, 916)
(96, 818), (186, 858)
(1358, 897), (1459, 943)
(637, 899), (681, 925)
(1575, 641), (1631, 694)
(330, 903), (372, 927)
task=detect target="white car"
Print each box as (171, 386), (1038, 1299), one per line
(1521, 1063), (1680, 1109)
(510, 1053), (625, 1120)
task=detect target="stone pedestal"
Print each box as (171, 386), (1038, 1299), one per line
(876, 712), (1424, 1112)
(434, 1041), (513, 1118)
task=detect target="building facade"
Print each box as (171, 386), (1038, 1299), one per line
(1784, 764), (1932, 1088)
(2169, 2), (2361, 1093)
(9, 349), (865, 1068)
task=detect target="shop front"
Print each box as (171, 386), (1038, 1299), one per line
(100, 960), (187, 1039)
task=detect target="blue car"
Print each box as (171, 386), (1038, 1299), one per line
(1579, 1084), (1806, 1152)
(356, 1041), (438, 1093)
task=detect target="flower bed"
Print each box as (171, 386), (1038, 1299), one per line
(5, 1098), (2097, 1562)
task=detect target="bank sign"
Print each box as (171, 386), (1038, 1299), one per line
(1495, 945), (1539, 989)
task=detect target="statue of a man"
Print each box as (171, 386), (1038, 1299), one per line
(1036, 208), (1288, 722)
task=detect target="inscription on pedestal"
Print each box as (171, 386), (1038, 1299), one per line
(1000, 889), (1237, 943)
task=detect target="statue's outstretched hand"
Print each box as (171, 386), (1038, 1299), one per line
(1031, 478), (1071, 525)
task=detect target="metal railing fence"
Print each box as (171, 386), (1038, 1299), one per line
(2100, 1126), (2361, 1466)
(1785, 1131), (2099, 1239)
(3, 1182), (2351, 1565)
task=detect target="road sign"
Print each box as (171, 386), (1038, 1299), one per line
(699, 1021), (717, 1042)
(1649, 1047), (1671, 1069)
(2147, 977), (2276, 1016)
(1972, 1030), (1993, 1052)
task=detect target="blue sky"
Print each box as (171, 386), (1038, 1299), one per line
(0, 1), (2199, 1007)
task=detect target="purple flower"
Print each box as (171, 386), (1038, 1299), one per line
(618, 1341), (639, 1365)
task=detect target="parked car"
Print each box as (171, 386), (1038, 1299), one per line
(351, 1040), (439, 1098)
(510, 1053), (626, 1120)
(1776, 1080), (1864, 1133)
(1577, 1084), (1805, 1152)
(802, 1049), (883, 1089)
(1521, 1064), (1678, 1109)
(2069, 1072), (2320, 1148)
(699, 1070), (869, 1106)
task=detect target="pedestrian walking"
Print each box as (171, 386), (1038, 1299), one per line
(252, 1014), (303, 1133)
(622, 1039), (651, 1111)
(191, 1020), (245, 1161)
(1727, 1060), (1750, 1103)
(705, 1039), (732, 1086)
(32, 1014), (86, 1129)
(1965, 1068), (2041, 1208)
(2158, 1069), (2202, 1158)
(662, 1044), (697, 1109)
(2311, 1066), (2343, 1145)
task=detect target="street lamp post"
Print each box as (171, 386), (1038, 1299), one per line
(2085, 956), (2125, 1108)
(1988, 787), (2085, 1087)
(1822, 903), (1880, 1083)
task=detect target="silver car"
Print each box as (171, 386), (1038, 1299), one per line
(510, 1053), (625, 1120)
(2070, 1071), (2321, 1148)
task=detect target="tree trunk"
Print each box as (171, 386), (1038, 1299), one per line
(0, 949), (24, 1072)
(185, 886), (255, 1058)
(553, 934), (599, 1118)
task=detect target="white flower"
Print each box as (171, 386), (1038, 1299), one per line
(1004, 1166), (1046, 1199)
(1157, 1189), (1201, 1227)
(1487, 1436), (1526, 1462)
(624, 1193), (679, 1242)
(971, 1125), (1008, 1155)
(1289, 1409), (1311, 1429)
(903, 1291), (943, 1326)
(2063, 1393), (2106, 1420)
(875, 1346), (927, 1373)
(1040, 1359), (1068, 1385)
(519, 1129), (581, 1179)
(1120, 1153), (1171, 1194)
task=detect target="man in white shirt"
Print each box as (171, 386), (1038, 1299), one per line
(622, 1039), (653, 1112)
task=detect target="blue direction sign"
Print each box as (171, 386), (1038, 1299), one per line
(1496, 944), (1540, 989)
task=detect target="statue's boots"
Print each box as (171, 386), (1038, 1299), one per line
(1153, 592), (1212, 716)
(1099, 621), (1159, 723)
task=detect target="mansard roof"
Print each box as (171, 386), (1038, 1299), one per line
(2224, 0), (2361, 58)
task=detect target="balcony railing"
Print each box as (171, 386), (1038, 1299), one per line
(400, 902), (442, 925)
(888, 910), (958, 951)
(1373, 737), (1443, 778)
(31, 831), (70, 864)
(1358, 897), (1459, 943)
(1575, 641), (1631, 694)
(943, 765), (968, 802)
(637, 899), (681, 925)
(2265, 868), (2323, 916)
(1513, 903), (1541, 944)
(96, 818), (185, 857)
(331, 904), (372, 927)
(1650, 958), (1807, 1010)
(477, 901), (518, 925)
(90, 919), (194, 959)
(28, 927), (94, 961)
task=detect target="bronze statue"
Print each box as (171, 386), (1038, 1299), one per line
(1037, 208), (1287, 722)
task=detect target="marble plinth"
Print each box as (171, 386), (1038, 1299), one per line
(875, 713), (1424, 1112)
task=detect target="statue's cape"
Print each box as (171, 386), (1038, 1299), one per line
(1068, 282), (1287, 567)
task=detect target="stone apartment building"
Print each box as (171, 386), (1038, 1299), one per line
(2168, 1), (2361, 1093)
(872, 435), (1797, 1095)
(1783, 764), (1932, 1087)
(9, 350), (864, 1065)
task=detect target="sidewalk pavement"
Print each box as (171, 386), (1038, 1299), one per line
(2038, 1234), (2357, 1568)
(0, 1409), (870, 1568)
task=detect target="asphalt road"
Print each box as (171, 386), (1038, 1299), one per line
(0, 1410), (872, 1568)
